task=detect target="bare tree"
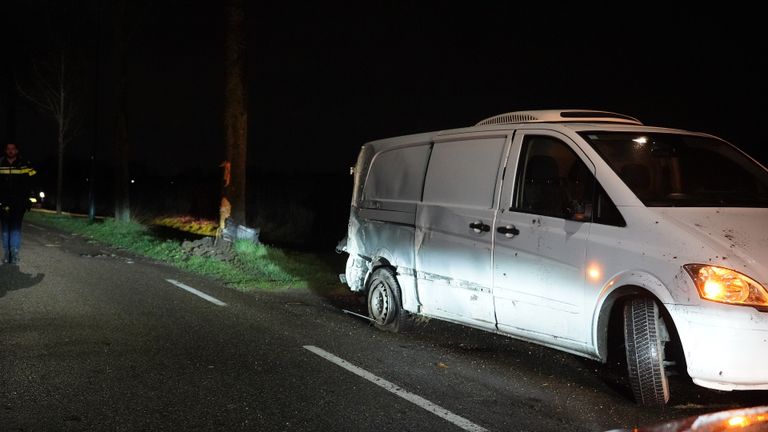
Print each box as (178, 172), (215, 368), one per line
(222, 0), (248, 229)
(17, 49), (81, 214)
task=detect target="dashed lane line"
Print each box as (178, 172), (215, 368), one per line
(303, 345), (489, 432)
(165, 279), (228, 307)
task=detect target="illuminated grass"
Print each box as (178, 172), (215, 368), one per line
(27, 211), (342, 292)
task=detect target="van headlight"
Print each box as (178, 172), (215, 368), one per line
(684, 264), (768, 307)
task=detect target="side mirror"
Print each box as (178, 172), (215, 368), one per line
(565, 201), (591, 222)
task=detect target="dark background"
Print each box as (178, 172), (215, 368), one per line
(2, 2), (767, 249)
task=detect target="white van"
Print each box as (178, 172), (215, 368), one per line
(338, 110), (768, 406)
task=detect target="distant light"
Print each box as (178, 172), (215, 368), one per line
(131, 179), (135, 184)
(632, 136), (648, 145)
(39, 191), (45, 199)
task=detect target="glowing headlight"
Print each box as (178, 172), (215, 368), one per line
(684, 264), (768, 307)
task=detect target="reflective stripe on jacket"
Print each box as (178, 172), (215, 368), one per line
(0, 157), (36, 207)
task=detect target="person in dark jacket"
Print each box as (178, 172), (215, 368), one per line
(0, 143), (36, 264)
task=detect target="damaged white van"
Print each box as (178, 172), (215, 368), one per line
(338, 110), (768, 406)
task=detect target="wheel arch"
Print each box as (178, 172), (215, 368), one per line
(363, 257), (395, 293)
(593, 276), (679, 363)
(345, 251), (396, 294)
(594, 285), (651, 362)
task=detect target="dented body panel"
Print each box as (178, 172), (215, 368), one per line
(340, 112), (768, 393)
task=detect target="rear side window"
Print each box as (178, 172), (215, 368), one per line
(364, 144), (431, 201)
(423, 137), (506, 208)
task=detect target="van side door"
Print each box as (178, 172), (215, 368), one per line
(415, 134), (509, 329)
(493, 130), (595, 351)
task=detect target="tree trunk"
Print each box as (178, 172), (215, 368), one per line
(223, 0), (247, 227)
(113, 1), (130, 222)
(88, 0), (101, 223)
(56, 56), (65, 215)
(5, 68), (16, 143)
(56, 129), (64, 214)
(114, 101), (130, 222)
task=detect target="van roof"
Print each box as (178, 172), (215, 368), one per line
(475, 110), (642, 126)
(363, 111), (715, 151)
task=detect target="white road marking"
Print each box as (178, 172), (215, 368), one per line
(303, 345), (488, 432)
(27, 224), (45, 231)
(165, 279), (227, 306)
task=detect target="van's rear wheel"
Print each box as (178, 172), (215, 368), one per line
(624, 297), (670, 407)
(367, 268), (412, 333)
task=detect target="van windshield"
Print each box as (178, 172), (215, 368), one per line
(579, 132), (768, 207)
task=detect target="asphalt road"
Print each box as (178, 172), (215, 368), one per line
(2, 222), (767, 432)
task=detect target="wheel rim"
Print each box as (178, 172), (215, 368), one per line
(369, 280), (391, 324)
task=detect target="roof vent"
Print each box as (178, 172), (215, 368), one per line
(475, 110), (642, 126)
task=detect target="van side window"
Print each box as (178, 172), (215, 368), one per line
(423, 137), (506, 208)
(512, 136), (595, 221)
(364, 144), (431, 202)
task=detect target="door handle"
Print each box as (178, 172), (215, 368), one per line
(469, 221), (491, 233)
(497, 225), (520, 238)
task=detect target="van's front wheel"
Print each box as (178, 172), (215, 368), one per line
(624, 297), (670, 407)
(367, 268), (412, 333)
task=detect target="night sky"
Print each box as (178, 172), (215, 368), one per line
(3, 2), (768, 218)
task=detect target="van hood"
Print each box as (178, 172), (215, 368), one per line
(653, 208), (768, 275)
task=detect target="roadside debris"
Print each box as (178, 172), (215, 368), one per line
(181, 237), (235, 261)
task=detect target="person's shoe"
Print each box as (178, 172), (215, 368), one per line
(9, 249), (19, 265)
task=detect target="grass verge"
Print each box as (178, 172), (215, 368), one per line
(26, 211), (344, 292)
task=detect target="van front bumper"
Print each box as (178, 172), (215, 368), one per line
(668, 303), (768, 391)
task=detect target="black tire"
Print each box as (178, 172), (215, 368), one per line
(624, 297), (670, 407)
(366, 268), (412, 333)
